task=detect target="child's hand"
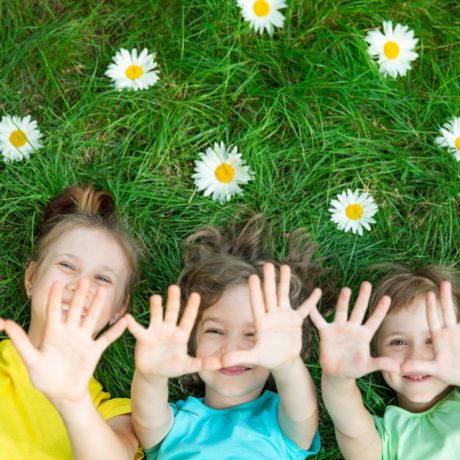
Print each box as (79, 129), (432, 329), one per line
(221, 263), (322, 371)
(127, 285), (221, 379)
(2, 280), (127, 402)
(401, 281), (460, 386)
(310, 282), (400, 379)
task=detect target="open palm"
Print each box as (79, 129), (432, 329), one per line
(1, 280), (127, 402)
(310, 282), (400, 379)
(127, 286), (221, 378)
(401, 282), (460, 385)
(222, 263), (322, 371)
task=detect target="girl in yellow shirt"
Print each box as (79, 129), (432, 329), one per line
(0, 184), (142, 460)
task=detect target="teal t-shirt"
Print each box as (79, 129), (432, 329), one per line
(373, 388), (460, 460)
(145, 390), (320, 459)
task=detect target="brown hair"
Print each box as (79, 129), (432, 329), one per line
(30, 184), (139, 312)
(178, 214), (333, 394)
(369, 265), (460, 351)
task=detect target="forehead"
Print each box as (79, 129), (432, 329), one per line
(46, 227), (127, 274)
(378, 295), (434, 335)
(202, 283), (253, 324)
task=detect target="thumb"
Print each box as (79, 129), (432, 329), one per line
(4, 320), (39, 368)
(97, 316), (128, 352)
(125, 314), (147, 339)
(221, 349), (259, 368)
(369, 356), (401, 374)
(400, 359), (437, 376)
(201, 355), (222, 371)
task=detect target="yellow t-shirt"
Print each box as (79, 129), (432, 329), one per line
(0, 339), (143, 459)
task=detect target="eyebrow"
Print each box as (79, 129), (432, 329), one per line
(201, 317), (254, 328)
(57, 253), (119, 278)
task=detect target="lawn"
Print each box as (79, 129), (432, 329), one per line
(1, 0), (459, 458)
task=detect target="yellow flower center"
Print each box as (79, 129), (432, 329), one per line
(345, 204), (364, 221)
(215, 163), (235, 183)
(125, 65), (143, 80)
(383, 41), (400, 60)
(9, 129), (27, 148)
(455, 137), (460, 150)
(253, 0), (270, 17)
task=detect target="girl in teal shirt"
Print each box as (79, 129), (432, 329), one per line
(127, 215), (330, 459)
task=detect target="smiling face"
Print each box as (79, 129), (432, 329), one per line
(25, 226), (129, 346)
(195, 283), (270, 409)
(375, 295), (451, 412)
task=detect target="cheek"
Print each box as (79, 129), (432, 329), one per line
(195, 336), (216, 357)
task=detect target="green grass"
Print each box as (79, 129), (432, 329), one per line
(1, 0), (459, 458)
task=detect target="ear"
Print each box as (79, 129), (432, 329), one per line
(118, 293), (130, 317)
(110, 294), (130, 325)
(24, 261), (37, 298)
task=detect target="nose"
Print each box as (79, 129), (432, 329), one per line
(220, 334), (252, 355)
(65, 277), (96, 299)
(406, 343), (434, 361)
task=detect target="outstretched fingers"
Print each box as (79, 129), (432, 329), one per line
(178, 292), (200, 335)
(248, 274), (265, 321)
(81, 286), (106, 333)
(349, 282), (372, 324)
(46, 282), (64, 326)
(364, 295), (391, 336)
(67, 279), (90, 325)
(334, 288), (352, 324)
(149, 294), (164, 327)
(296, 288), (322, 320)
(164, 285), (181, 325)
(277, 265), (291, 309)
(308, 305), (329, 330)
(96, 316), (128, 353)
(221, 349), (258, 368)
(125, 314), (147, 339)
(439, 281), (457, 327)
(370, 356), (401, 374)
(426, 292), (442, 333)
(262, 263), (278, 311)
(400, 359), (437, 376)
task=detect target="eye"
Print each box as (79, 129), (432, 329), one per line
(96, 275), (111, 284)
(59, 262), (75, 271)
(205, 328), (223, 335)
(426, 338), (433, 345)
(389, 339), (407, 346)
(244, 332), (255, 337)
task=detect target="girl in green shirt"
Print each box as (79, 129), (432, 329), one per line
(309, 266), (460, 460)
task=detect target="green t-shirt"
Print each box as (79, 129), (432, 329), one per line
(373, 388), (460, 460)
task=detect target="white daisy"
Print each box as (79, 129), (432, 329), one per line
(329, 189), (378, 236)
(0, 115), (43, 162)
(105, 48), (159, 91)
(237, 0), (287, 36)
(435, 117), (460, 161)
(365, 21), (418, 78)
(193, 142), (253, 203)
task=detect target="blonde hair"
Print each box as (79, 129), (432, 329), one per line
(31, 184), (139, 311)
(178, 213), (335, 393)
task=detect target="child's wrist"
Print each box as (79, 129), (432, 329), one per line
(48, 390), (93, 414)
(271, 356), (304, 378)
(135, 369), (170, 384)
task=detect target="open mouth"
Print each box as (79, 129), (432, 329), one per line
(219, 366), (251, 376)
(403, 374), (431, 382)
